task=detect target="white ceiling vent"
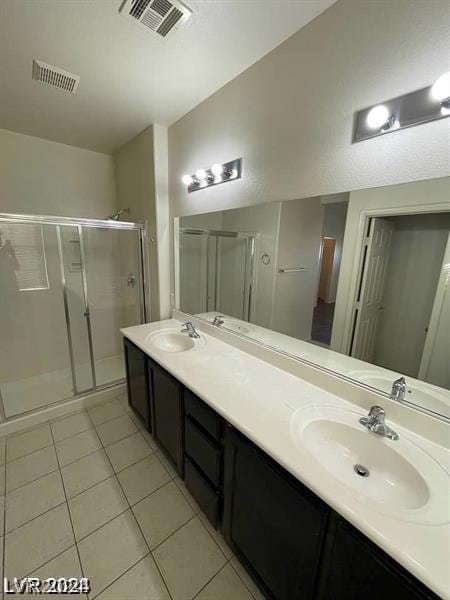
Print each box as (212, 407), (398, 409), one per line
(32, 60), (80, 94)
(119, 0), (192, 38)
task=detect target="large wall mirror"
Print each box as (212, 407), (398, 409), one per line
(174, 177), (450, 421)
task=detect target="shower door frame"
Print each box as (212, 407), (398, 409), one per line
(0, 212), (148, 409)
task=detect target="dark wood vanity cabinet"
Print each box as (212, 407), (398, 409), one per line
(123, 339), (440, 600)
(123, 338), (150, 429)
(148, 359), (184, 476)
(183, 389), (224, 528)
(223, 425), (328, 600)
(318, 519), (440, 600)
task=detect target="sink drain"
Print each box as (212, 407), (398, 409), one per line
(354, 464), (370, 478)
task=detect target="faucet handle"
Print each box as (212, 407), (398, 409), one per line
(368, 405), (385, 417)
(393, 376), (406, 387)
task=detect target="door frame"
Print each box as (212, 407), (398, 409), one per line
(0, 212), (147, 400)
(418, 232), (450, 381)
(336, 204), (450, 356)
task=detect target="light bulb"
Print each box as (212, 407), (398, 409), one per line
(366, 105), (390, 129)
(431, 72), (450, 102)
(181, 174), (193, 186)
(211, 163), (224, 176)
(196, 169), (207, 181)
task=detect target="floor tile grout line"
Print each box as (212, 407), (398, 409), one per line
(4, 497), (67, 537)
(5, 465), (60, 496)
(2, 398), (126, 586)
(23, 542), (76, 580)
(4, 430), (156, 499)
(149, 512), (198, 553)
(89, 409), (175, 600)
(6, 443), (159, 508)
(48, 423), (87, 589)
(52, 422), (97, 445)
(72, 503), (130, 545)
(5, 440), (55, 467)
(4, 398), (252, 600)
(88, 552), (153, 600)
(191, 560), (233, 600)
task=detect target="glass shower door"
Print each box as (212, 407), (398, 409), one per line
(0, 222), (75, 417)
(81, 226), (144, 387)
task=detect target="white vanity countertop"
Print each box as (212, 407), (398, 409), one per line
(121, 319), (450, 599)
(197, 311), (450, 419)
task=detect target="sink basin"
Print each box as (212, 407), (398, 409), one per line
(348, 370), (450, 419)
(290, 405), (449, 523)
(147, 329), (201, 353)
(222, 319), (252, 335)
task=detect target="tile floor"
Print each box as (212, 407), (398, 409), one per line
(0, 394), (265, 599)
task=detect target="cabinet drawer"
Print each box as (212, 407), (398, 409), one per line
(185, 416), (222, 487)
(185, 389), (222, 442)
(185, 456), (220, 528)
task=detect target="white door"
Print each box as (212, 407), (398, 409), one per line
(418, 232), (450, 387)
(351, 218), (394, 362)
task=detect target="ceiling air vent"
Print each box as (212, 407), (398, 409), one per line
(119, 0), (192, 38)
(32, 60), (80, 94)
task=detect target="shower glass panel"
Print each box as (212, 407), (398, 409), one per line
(216, 236), (250, 320)
(179, 229), (255, 321)
(0, 223), (73, 417)
(82, 227), (143, 387)
(179, 231), (209, 314)
(0, 214), (146, 420)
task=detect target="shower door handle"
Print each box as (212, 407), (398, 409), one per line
(127, 273), (136, 288)
(84, 310), (90, 318)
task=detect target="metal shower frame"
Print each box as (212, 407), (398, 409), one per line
(0, 212), (148, 410)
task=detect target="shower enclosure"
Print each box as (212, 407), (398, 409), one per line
(179, 228), (256, 321)
(0, 213), (146, 419)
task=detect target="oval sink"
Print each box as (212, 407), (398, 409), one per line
(223, 320), (252, 335)
(147, 330), (197, 353)
(290, 405), (449, 524)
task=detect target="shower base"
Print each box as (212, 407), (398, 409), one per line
(1, 355), (125, 418)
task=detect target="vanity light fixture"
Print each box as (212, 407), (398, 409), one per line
(431, 71), (450, 115)
(366, 105), (398, 132)
(353, 72), (450, 142)
(181, 158), (242, 193)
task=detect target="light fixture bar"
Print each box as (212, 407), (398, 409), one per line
(182, 158), (242, 193)
(353, 73), (450, 143)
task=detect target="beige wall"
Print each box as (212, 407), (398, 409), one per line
(114, 124), (171, 322)
(168, 0), (449, 222)
(0, 129), (117, 218)
(115, 126), (157, 320)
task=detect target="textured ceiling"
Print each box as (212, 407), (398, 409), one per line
(0, 0), (336, 153)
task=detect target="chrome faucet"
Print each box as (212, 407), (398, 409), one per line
(181, 321), (200, 339)
(390, 377), (407, 403)
(212, 315), (225, 326)
(359, 406), (399, 440)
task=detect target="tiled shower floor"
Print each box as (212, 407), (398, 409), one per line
(0, 395), (264, 599)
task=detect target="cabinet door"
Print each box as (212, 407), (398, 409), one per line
(321, 519), (439, 600)
(124, 339), (150, 429)
(151, 362), (184, 476)
(223, 427), (328, 600)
